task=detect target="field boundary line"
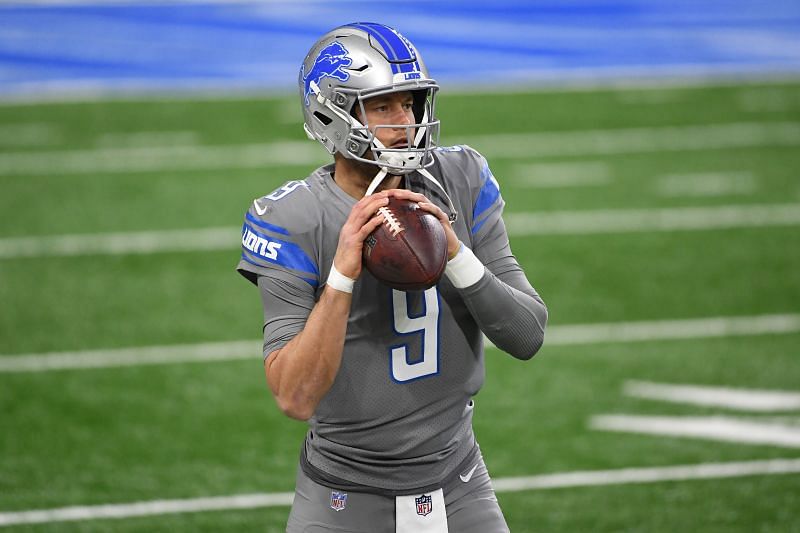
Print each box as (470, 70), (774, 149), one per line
(3, 203), (800, 259)
(1, 314), (798, 373)
(1, 74), (799, 106)
(1, 458), (798, 526)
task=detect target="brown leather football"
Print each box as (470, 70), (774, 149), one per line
(362, 197), (448, 291)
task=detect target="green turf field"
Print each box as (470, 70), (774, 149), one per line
(1, 80), (799, 531)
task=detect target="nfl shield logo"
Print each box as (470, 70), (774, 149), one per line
(330, 491), (347, 512)
(415, 494), (433, 516)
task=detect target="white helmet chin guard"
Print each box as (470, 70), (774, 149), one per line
(299, 23), (440, 179)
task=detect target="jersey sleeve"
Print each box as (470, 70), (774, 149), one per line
(236, 181), (322, 357)
(439, 145), (548, 359)
(468, 149), (505, 249)
(448, 145), (510, 264)
(236, 181), (321, 289)
(258, 271), (316, 359)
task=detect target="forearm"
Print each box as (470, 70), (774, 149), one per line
(446, 244), (547, 360)
(459, 269), (547, 360)
(266, 286), (351, 420)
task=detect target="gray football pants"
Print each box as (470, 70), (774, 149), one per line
(285, 451), (509, 533)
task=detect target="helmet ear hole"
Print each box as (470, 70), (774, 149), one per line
(411, 90), (427, 123)
(313, 111), (333, 126)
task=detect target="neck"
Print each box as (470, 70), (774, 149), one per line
(334, 155), (403, 199)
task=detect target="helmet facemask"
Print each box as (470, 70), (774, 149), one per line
(344, 85), (440, 176)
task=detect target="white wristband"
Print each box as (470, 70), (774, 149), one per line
(326, 262), (356, 294)
(444, 243), (485, 289)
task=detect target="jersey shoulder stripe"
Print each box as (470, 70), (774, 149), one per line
(238, 177), (321, 287)
(245, 211), (290, 236)
(241, 222), (319, 278)
(434, 145), (504, 237)
(472, 162), (502, 235)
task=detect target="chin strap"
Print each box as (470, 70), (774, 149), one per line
(364, 166), (390, 196)
(418, 167), (458, 223)
(363, 136), (409, 196)
(364, 165), (458, 224)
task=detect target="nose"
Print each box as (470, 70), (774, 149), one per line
(391, 104), (413, 128)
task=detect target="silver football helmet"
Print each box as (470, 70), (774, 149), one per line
(299, 22), (440, 177)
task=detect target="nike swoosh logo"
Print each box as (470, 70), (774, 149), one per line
(459, 464), (478, 483)
(253, 200), (267, 216)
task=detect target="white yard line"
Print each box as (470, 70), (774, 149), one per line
(543, 314), (800, 346)
(0, 227), (239, 258)
(590, 415), (800, 448)
(491, 458), (800, 492)
(0, 122), (798, 176)
(0, 341), (261, 372)
(510, 161), (611, 188)
(0, 492), (295, 527)
(0, 142), (326, 176)
(1, 458), (798, 526)
(3, 203), (800, 259)
(1, 314), (798, 373)
(95, 131), (199, 148)
(655, 171), (756, 198)
(623, 381), (800, 412)
(462, 121), (800, 159)
(504, 203), (800, 235)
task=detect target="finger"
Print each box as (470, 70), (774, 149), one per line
(357, 191), (390, 214)
(348, 194), (389, 226)
(358, 212), (386, 239)
(342, 208), (385, 244)
(386, 188), (429, 203)
(417, 201), (449, 223)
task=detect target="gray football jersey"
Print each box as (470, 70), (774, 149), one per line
(238, 146), (514, 492)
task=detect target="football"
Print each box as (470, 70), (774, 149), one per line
(362, 197), (448, 291)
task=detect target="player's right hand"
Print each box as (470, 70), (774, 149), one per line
(332, 191), (389, 280)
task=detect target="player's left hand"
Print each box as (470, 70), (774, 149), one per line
(386, 189), (460, 260)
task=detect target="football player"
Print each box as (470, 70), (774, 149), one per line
(238, 22), (548, 533)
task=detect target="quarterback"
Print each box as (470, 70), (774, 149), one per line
(238, 22), (548, 533)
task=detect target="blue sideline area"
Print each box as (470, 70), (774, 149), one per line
(1, 0), (799, 98)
